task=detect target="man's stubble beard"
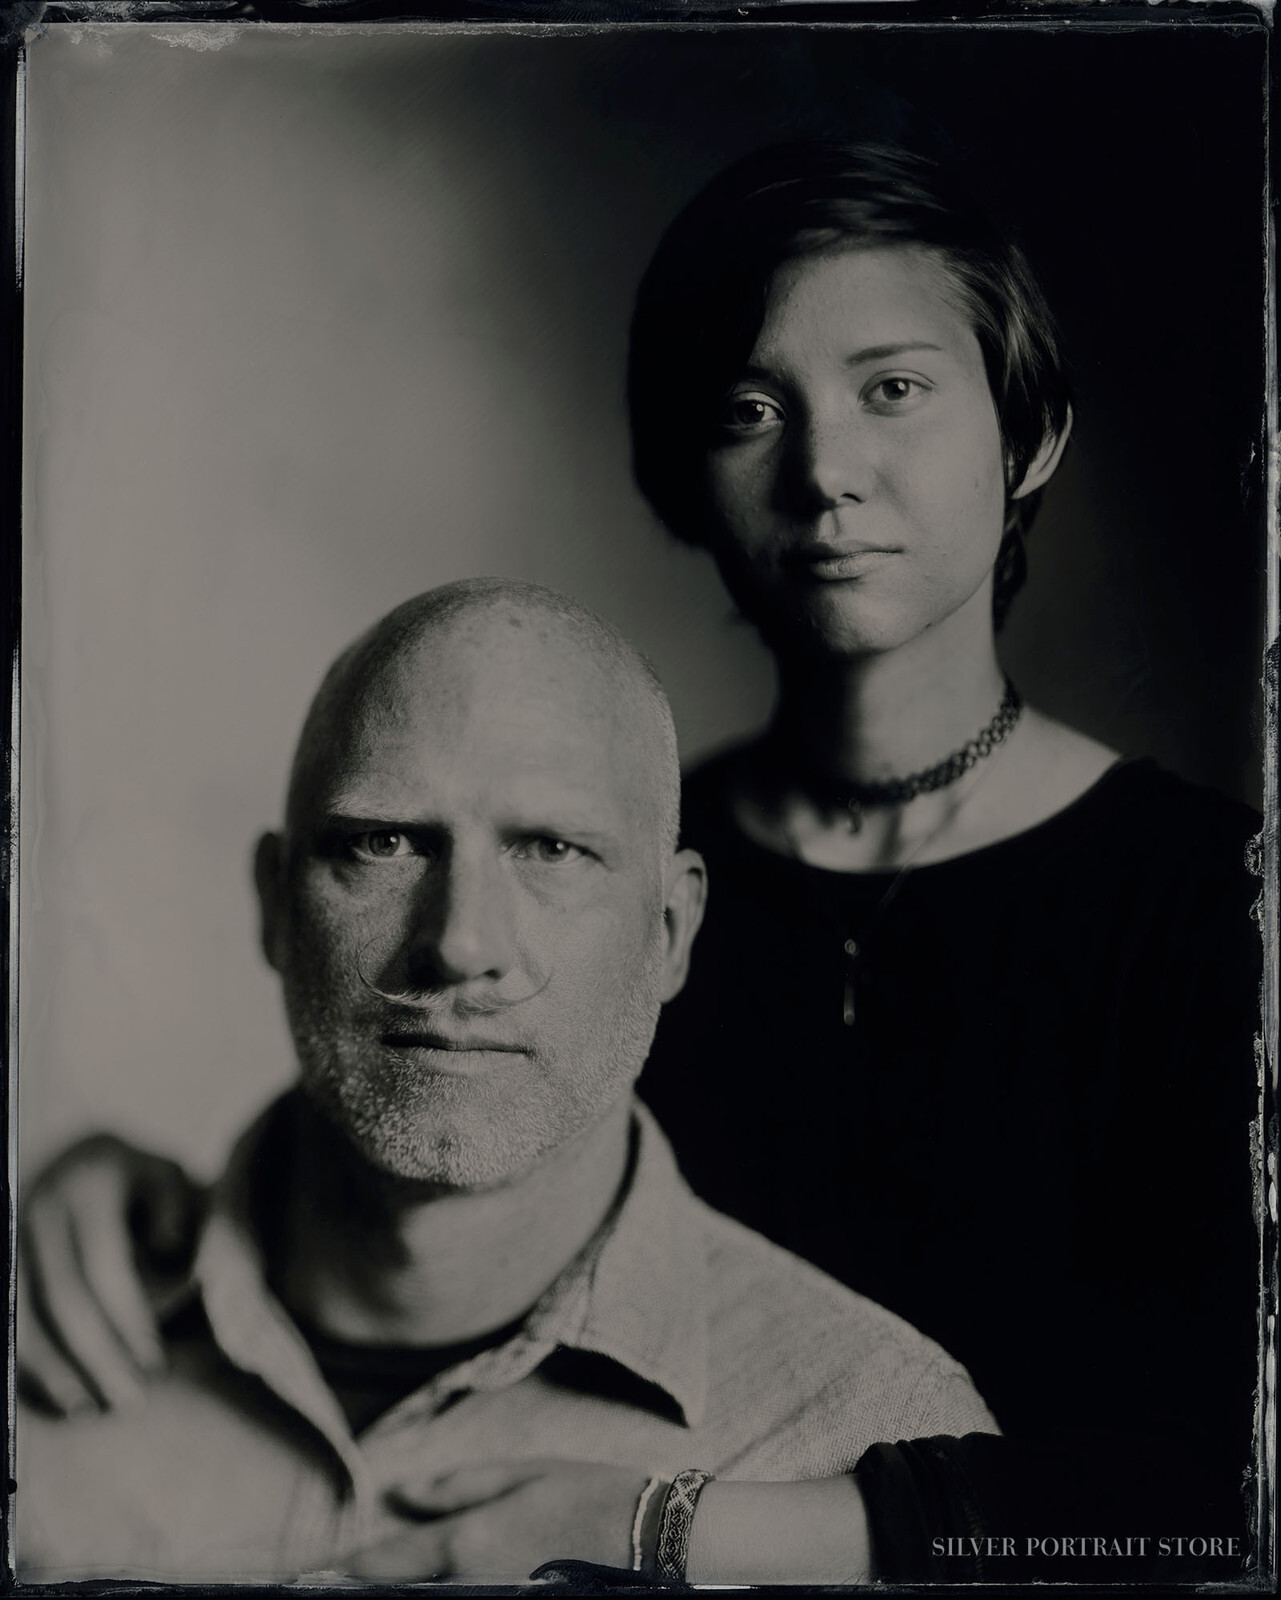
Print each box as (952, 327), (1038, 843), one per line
(281, 929), (668, 1190)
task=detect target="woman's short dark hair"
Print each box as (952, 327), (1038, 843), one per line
(627, 140), (1072, 629)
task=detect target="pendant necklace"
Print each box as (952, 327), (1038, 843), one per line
(777, 678), (1024, 1028)
(836, 808), (952, 1028)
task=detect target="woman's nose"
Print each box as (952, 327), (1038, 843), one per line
(792, 404), (875, 509)
(405, 853), (517, 988)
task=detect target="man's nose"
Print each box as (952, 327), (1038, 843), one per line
(406, 852), (517, 988)
(791, 403), (875, 509)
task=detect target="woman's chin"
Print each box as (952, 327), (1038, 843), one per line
(754, 590), (922, 662)
(745, 571), (995, 665)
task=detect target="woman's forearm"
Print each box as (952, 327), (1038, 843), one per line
(686, 1476), (872, 1585)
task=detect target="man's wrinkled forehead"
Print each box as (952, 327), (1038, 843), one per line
(290, 604), (672, 847)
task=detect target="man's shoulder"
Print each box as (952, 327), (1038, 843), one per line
(695, 1194), (941, 1359)
(690, 1196), (997, 1469)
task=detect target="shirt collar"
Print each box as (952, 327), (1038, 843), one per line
(524, 1098), (709, 1428)
(192, 1092), (709, 1453)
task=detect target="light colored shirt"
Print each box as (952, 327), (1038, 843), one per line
(18, 1096), (997, 1582)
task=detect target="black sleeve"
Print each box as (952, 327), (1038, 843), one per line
(854, 824), (1264, 1587)
(855, 1427), (1257, 1585)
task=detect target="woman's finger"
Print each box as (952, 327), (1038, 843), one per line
(389, 1459), (537, 1516)
(68, 1169), (167, 1374)
(22, 1202), (146, 1412)
(15, 1273), (98, 1416)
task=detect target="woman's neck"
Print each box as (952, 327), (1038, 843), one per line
(770, 622), (1007, 789)
(738, 593), (1033, 870)
(734, 606), (1120, 871)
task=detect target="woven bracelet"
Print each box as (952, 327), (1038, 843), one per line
(654, 1467), (715, 1582)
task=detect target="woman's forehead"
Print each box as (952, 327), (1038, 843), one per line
(756, 244), (979, 359)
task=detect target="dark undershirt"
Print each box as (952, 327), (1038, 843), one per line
(639, 755), (1261, 1559)
(294, 1313), (527, 1436)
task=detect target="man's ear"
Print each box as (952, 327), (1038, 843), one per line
(253, 832), (287, 973)
(659, 848), (708, 1004)
(1011, 405), (1073, 500)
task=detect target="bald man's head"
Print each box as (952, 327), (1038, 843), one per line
(256, 580), (704, 1189)
(285, 579), (680, 863)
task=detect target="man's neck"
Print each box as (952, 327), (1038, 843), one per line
(267, 1092), (634, 1348)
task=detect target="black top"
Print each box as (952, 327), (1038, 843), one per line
(639, 755), (1262, 1577)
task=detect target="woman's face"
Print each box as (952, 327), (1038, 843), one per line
(702, 244), (1011, 660)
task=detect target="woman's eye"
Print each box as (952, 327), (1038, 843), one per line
(351, 830), (415, 860)
(864, 376), (930, 412)
(718, 393), (784, 434)
(519, 837), (587, 866)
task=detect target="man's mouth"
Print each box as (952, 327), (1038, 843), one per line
(377, 1029), (531, 1078)
(380, 1028), (525, 1053)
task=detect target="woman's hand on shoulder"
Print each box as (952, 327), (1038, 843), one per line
(19, 1134), (205, 1414)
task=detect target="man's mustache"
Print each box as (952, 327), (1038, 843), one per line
(359, 977), (552, 1017)
(354, 936), (552, 1015)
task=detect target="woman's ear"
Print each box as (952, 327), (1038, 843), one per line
(1011, 405), (1073, 500)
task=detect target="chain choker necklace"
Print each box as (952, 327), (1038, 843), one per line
(812, 678), (1023, 833)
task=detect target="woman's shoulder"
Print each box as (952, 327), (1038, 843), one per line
(1076, 754), (1261, 865)
(918, 705), (1258, 883)
(1120, 757), (1259, 827)
(958, 754), (1261, 911)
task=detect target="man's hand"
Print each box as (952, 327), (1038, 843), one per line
(348, 1459), (647, 1581)
(19, 1134), (205, 1414)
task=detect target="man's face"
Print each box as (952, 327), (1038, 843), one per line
(260, 616), (684, 1189)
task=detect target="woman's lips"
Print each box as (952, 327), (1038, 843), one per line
(788, 545), (901, 581)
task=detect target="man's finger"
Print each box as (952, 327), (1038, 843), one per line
(15, 1274), (98, 1417)
(389, 1460), (534, 1516)
(23, 1205), (147, 1412)
(347, 1528), (448, 1580)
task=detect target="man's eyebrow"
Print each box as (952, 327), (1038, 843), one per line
(311, 810), (428, 836)
(312, 808), (621, 845)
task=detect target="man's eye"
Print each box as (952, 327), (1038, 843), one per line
(717, 393), (784, 434)
(350, 830), (415, 860)
(517, 837), (587, 866)
(864, 376), (931, 412)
